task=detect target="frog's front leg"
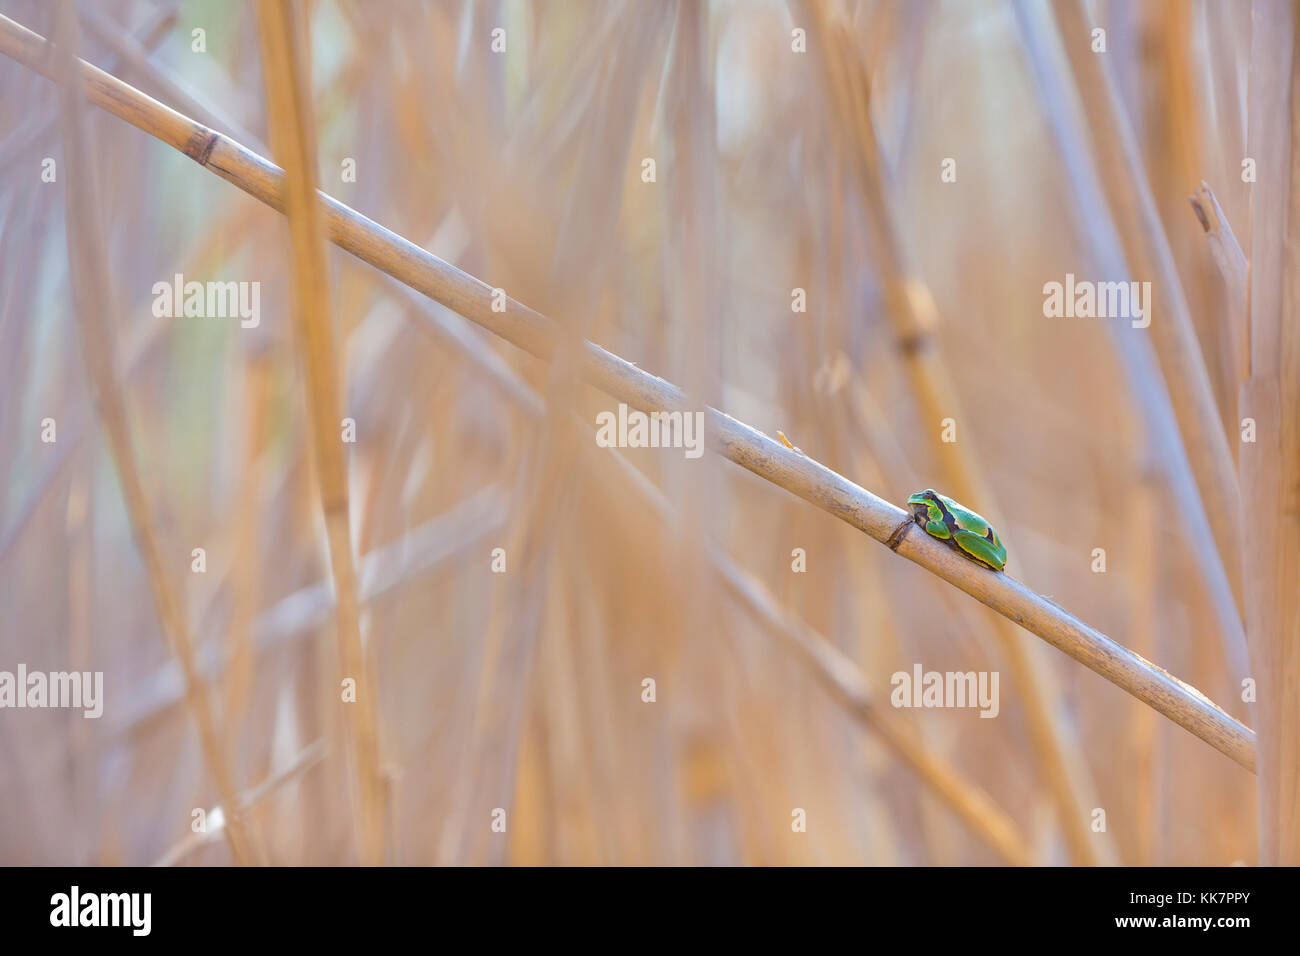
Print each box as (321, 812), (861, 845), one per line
(921, 515), (951, 539)
(910, 499), (952, 540)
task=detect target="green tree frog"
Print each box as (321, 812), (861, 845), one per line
(906, 489), (1007, 571)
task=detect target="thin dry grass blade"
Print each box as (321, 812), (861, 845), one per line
(1242, 0), (1300, 865)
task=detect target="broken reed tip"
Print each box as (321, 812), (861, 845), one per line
(1189, 194), (1211, 233)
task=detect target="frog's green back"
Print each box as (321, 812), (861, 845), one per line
(936, 492), (995, 540)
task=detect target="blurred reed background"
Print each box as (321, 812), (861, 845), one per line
(0, 0), (1288, 865)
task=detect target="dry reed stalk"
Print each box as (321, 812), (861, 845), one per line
(1150, 3), (1202, 206)
(47, 1), (256, 865)
(0, 189), (39, 533)
(1169, 10), (1237, 360)
(660, 0), (733, 863)
(568, 583), (632, 865)
(1243, 0), (1300, 865)
(255, 0), (383, 865)
(224, 353), (273, 762)
(65, 469), (94, 864)
(1202, 2), (1248, 166)
(0, 12), (1256, 776)
(1055, 0), (1244, 612)
(801, 3), (1109, 865)
(1152, 5), (1239, 451)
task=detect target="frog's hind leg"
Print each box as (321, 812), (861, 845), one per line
(953, 529), (1003, 570)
